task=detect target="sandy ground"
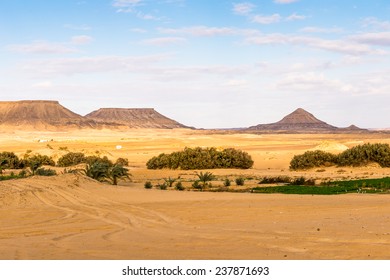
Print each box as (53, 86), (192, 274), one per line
(0, 129), (390, 259)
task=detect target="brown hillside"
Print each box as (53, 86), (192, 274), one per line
(249, 108), (338, 131)
(0, 100), (98, 130)
(85, 108), (190, 129)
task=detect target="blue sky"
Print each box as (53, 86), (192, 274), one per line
(1, 0), (390, 128)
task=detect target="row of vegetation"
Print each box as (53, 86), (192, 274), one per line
(253, 177), (390, 195)
(146, 147), (254, 170)
(290, 143), (390, 170)
(0, 151), (130, 185)
(144, 172), (249, 191)
(144, 172), (390, 195)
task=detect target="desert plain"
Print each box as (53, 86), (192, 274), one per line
(1, 128), (390, 259)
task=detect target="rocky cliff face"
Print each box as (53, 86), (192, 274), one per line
(85, 108), (189, 129)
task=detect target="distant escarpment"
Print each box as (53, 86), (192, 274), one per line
(85, 108), (190, 129)
(0, 100), (99, 130)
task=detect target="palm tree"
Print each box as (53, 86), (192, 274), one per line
(106, 164), (131, 185)
(163, 177), (177, 188)
(196, 171), (214, 190)
(82, 162), (109, 182)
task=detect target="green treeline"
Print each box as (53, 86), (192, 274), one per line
(290, 143), (390, 170)
(146, 147), (254, 170)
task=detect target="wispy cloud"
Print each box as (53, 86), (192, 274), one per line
(112, 0), (143, 13)
(158, 26), (259, 37)
(7, 41), (78, 54)
(274, 0), (300, 4)
(286, 13), (306, 21)
(252, 14), (281, 24)
(300, 26), (343, 33)
(20, 54), (171, 76)
(232, 2), (256, 15)
(246, 34), (385, 56)
(350, 32), (390, 46)
(71, 35), (93, 45)
(141, 37), (186, 46)
(362, 17), (390, 31)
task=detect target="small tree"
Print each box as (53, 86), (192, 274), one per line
(107, 164), (131, 185)
(28, 160), (42, 175)
(164, 177), (177, 188)
(235, 177), (245, 186)
(196, 171), (214, 190)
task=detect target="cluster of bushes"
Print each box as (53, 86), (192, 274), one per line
(0, 151), (56, 177)
(144, 177), (185, 191)
(146, 147), (254, 170)
(290, 143), (390, 170)
(57, 152), (128, 168)
(0, 151), (130, 183)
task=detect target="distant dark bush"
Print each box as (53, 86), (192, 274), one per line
(144, 181), (153, 189)
(291, 176), (315, 186)
(57, 152), (86, 167)
(35, 168), (57, 176)
(146, 147), (254, 170)
(259, 176), (292, 184)
(337, 143), (390, 167)
(175, 181), (185, 191)
(115, 157), (129, 166)
(235, 177), (245, 186)
(289, 150), (338, 170)
(224, 178), (231, 187)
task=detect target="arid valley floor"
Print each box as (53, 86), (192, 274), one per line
(1, 129), (390, 259)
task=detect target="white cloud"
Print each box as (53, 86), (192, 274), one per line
(274, 0), (299, 4)
(31, 81), (53, 89)
(286, 13), (306, 21)
(350, 32), (390, 46)
(20, 54), (170, 76)
(232, 2), (256, 15)
(141, 37), (186, 46)
(71, 35), (93, 45)
(252, 14), (281, 24)
(7, 41), (77, 54)
(300, 26), (343, 33)
(362, 17), (390, 31)
(112, 0), (143, 12)
(246, 33), (385, 56)
(158, 26), (259, 37)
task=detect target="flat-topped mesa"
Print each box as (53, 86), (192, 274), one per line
(0, 100), (97, 130)
(85, 108), (190, 129)
(249, 108), (338, 131)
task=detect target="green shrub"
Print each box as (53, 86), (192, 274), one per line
(175, 181), (185, 191)
(146, 147), (253, 170)
(144, 181), (153, 189)
(337, 143), (390, 167)
(85, 155), (113, 167)
(0, 152), (25, 170)
(26, 154), (55, 166)
(290, 150), (338, 170)
(35, 168), (57, 176)
(157, 183), (167, 190)
(115, 157), (129, 166)
(235, 177), (245, 186)
(224, 178), (231, 187)
(57, 152), (86, 167)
